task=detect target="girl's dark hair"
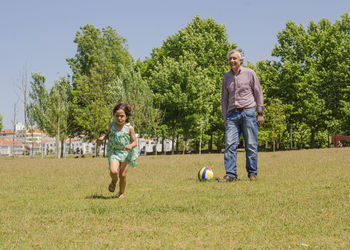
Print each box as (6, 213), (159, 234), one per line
(113, 101), (134, 122)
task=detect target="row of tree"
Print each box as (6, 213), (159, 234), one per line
(19, 14), (350, 157)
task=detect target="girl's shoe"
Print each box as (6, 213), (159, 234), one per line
(108, 180), (117, 192)
(118, 193), (126, 199)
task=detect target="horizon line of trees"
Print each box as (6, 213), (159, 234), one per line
(4, 13), (350, 158)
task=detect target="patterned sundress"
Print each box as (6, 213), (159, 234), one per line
(107, 121), (139, 168)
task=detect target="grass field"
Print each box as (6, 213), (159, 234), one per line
(1, 148), (350, 249)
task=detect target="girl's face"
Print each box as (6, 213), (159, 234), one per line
(114, 109), (127, 125)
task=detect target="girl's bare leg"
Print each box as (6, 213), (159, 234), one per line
(109, 160), (120, 192)
(118, 162), (129, 198)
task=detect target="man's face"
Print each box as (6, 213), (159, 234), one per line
(228, 52), (242, 72)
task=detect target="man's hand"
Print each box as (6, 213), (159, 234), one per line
(257, 115), (264, 126)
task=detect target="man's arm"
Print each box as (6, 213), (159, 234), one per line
(221, 77), (228, 121)
(252, 71), (264, 126)
(252, 71), (264, 115)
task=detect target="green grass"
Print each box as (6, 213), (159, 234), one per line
(1, 148), (350, 249)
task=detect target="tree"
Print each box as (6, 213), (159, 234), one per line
(341, 98), (350, 134)
(262, 99), (287, 152)
(113, 64), (154, 136)
(48, 77), (71, 158)
(305, 14), (350, 135)
(184, 68), (215, 153)
(16, 66), (30, 152)
(147, 104), (164, 155)
(29, 74), (71, 158)
(146, 15), (235, 152)
(0, 114), (3, 131)
(258, 14), (350, 148)
(67, 25), (146, 155)
(11, 102), (18, 158)
(70, 63), (115, 143)
(27, 107), (36, 157)
(28, 73), (49, 135)
(67, 24), (132, 80)
(150, 56), (191, 154)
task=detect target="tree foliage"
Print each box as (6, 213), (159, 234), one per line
(67, 25), (133, 140)
(28, 74), (71, 158)
(145, 15), (235, 152)
(26, 14), (350, 153)
(28, 73), (50, 134)
(257, 13), (350, 148)
(261, 99), (287, 151)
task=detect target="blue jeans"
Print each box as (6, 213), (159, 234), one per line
(224, 108), (258, 178)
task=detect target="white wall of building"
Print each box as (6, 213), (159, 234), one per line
(0, 144), (24, 156)
(1, 123), (175, 156)
(138, 137), (174, 153)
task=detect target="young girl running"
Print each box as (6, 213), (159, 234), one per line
(97, 102), (139, 198)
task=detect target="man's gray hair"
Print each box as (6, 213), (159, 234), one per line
(227, 49), (245, 65)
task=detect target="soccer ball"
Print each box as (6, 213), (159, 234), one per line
(198, 167), (214, 181)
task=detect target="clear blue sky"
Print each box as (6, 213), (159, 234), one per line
(0, 0), (349, 129)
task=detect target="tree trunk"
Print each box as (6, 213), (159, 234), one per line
(209, 133), (213, 153)
(290, 127), (293, 150)
(24, 127), (27, 156)
(95, 141), (98, 157)
(41, 131), (44, 159)
(155, 137), (158, 156)
(182, 139), (186, 155)
(310, 129), (315, 148)
(272, 129), (276, 152)
(162, 131), (166, 155)
(31, 130), (34, 157)
(22, 68), (28, 158)
(176, 134), (179, 153)
(61, 139), (65, 158)
(327, 133), (330, 148)
(162, 136), (166, 155)
(12, 103), (17, 158)
(103, 139), (106, 157)
(171, 124), (175, 155)
(300, 134), (303, 149)
(199, 133), (202, 154)
(56, 116), (61, 159)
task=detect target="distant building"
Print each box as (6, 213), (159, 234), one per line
(17, 128), (44, 145)
(15, 122), (25, 131)
(0, 123), (175, 157)
(62, 138), (97, 155)
(0, 139), (24, 156)
(138, 137), (174, 153)
(0, 129), (15, 139)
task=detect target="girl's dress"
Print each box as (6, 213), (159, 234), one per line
(107, 121), (139, 168)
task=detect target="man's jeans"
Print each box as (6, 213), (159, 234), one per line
(224, 108), (258, 178)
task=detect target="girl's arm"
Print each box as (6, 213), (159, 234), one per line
(125, 126), (137, 150)
(97, 124), (111, 146)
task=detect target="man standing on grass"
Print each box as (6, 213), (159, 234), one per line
(219, 49), (264, 182)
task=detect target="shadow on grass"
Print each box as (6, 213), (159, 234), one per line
(85, 194), (117, 200)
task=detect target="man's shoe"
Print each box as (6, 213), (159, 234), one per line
(218, 175), (237, 182)
(249, 173), (257, 181)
